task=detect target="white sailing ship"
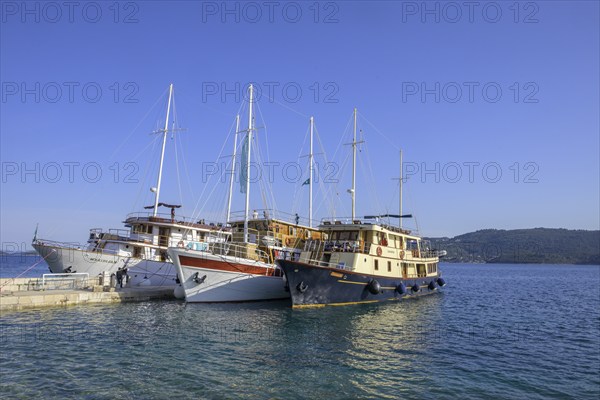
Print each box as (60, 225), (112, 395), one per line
(168, 84), (323, 302)
(33, 84), (229, 287)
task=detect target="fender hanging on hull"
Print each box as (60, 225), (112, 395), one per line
(277, 259), (442, 308)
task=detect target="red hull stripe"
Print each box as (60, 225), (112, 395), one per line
(179, 255), (271, 276)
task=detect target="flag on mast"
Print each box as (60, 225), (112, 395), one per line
(302, 178), (310, 186)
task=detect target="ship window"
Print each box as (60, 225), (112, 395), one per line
(388, 261), (392, 272)
(374, 259), (379, 271)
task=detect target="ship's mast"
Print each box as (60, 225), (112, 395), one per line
(153, 83), (174, 217)
(226, 114), (240, 223)
(309, 116), (314, 228)
(243, 85), (254, 243)
(351, 108), (357, 221)
(399, 149), (403, 229)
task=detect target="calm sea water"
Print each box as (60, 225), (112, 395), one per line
(1, 261), (599, 399)
(0, 255), (48, 278)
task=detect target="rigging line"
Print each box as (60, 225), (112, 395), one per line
(254, 100), (270, 167)
(359, 112), (400, 151)
(189, 102), (248, 226)
(174, 123), (184, 208)
(254, 105), (278, 214)
(131, 135), (161, 213)
(169, 93), (185, 207)
(294, 123), (311, 211)
(109, 86), (170, 161)
(314, 147), (350, 218)
(187, 113), (240, 234)
(260, 88), (309, 119)
(252, 134), (272, 213)
(39, 89), (171, 239)
(328, 112), (354, 167)
(177, 122), (196, 200)
(357, 149), (380, 216)
(319, 116), (353, 216)
(250, 115), (274, 213)
(0, 251), (57, 291)
(362, 141), (384, 214)
(314, 124), (339, 217)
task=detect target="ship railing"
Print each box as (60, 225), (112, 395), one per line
(408, 249), (439, 259)
(41, 273), (90, 290)
(90, 228), (131, 241)
(203, 241), (271, 263)
(304, 239), (371, 254)
(228, 208), (311, 227)
(299, 256), (356, 272)
(33, 238), (85, 251)
(319, 217), (412, 235)
(124, 212), (227, 230)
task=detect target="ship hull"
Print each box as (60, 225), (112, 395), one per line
(277, 259), (442, 308)
(169, 248), (289, 302)
(32, 242), (178, 287)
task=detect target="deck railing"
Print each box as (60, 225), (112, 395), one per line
(125, 212), (227, 230)
(228, 208), (311, 227)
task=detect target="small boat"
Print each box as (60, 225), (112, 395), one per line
(277, 109), (445, 308)
(168, 84), (323, 302)
(33, 84), (229, 287)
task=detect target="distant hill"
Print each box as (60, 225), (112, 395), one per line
(427, 228), (600, 265)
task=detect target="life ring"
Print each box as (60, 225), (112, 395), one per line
(376, 246), (382, 256)
(399, 250), (405, 259)
(177, 240), (184, 248)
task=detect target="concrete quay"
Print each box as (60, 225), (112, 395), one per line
(0, 278), (176, 312)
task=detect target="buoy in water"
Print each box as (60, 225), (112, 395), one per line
(367, 279), (381, 295)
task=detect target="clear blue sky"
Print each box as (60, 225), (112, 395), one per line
(1, 1), (599, 250)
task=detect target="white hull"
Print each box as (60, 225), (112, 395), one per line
(169, 247), (289, 302)
(33, 243), (178, 287)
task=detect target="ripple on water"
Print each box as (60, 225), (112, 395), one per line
(1, 264), (599, 399)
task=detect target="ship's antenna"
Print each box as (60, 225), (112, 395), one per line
(226, 114), (240, 223)
(152, 83), (174, 217)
